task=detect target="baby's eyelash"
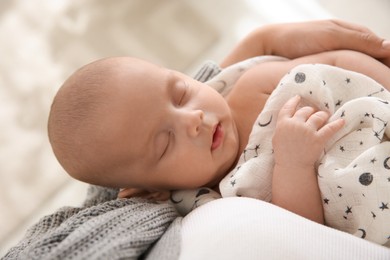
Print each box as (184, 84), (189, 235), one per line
(178, 82), (189, 105)
(161, 131), (172, 158)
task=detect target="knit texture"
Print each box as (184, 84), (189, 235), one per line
(2, 186), (179, 260)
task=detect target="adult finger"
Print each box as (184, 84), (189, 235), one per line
(331, 19), (373, 34)
(329, 19), (390, 58)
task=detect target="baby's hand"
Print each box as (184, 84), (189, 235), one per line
(118, 188), (170, 201)
(272, 95), (344, 170)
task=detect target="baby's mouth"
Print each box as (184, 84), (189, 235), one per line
(211, 123), (223, 151)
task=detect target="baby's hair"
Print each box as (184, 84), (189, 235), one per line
(48, 58), (117, 183)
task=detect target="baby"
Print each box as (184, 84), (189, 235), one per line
(48, 49), (390, 225)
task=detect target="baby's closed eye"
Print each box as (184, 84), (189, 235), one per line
(160, 131), (173, 159)
(176, 81), (189, 106)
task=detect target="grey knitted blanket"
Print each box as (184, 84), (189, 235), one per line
(2, 186), (180, 260)
(2, 61), (221, 260)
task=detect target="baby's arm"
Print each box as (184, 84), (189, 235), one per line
(271, 96), (345, 224)
(232, 49), (390, 224)
(269, 50), (389, 223)
(236, 50), (390, 97)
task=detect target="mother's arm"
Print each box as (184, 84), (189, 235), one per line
(220, 19), (390, 68)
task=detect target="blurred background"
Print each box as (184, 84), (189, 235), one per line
(1, 0), (390, 255)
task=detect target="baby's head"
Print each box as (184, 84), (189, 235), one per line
(48, 57), (239, 192)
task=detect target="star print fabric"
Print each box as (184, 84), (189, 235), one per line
(171, 56), (287, 214)
(219, 63), (390, 246)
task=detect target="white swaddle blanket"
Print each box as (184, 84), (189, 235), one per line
(172, 58), (390, 246)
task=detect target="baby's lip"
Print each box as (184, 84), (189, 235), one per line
(211, 123), (223, 151)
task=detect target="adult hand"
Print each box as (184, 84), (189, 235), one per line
(221, 19), (390, 67)
(265, 20), (390, 63)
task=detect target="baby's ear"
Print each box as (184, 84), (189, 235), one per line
(118, 188), (170, 201)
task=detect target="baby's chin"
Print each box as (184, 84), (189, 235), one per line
(210, 158), (237, 188)
(225, 142), (240, 171)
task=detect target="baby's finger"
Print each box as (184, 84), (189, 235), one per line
(318, 118), (345, 140)
(306, 111), (329, 130)
(293, 106), (317, 121)
(118, 188), (147, 198)
(278, 95), (301, 119)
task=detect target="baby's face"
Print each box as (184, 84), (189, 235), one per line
(98, 58), (239, 191)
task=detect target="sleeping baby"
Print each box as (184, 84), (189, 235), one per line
(48, 50), (390, 246)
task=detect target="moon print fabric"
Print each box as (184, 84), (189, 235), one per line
(219, 63), (390, 246)
(171, 58), (390, 246)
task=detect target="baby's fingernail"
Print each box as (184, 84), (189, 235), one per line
(382, 40), (390, 50)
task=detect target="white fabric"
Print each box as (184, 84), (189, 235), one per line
(173, 58), (390, 247)
(180, 197), (390, 260)
(220, 64), (390, 245)
(171, 56), (286, 214)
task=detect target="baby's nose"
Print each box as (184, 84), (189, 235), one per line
(185, 109), (204, 137)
